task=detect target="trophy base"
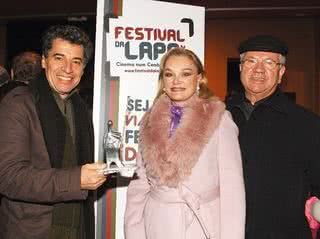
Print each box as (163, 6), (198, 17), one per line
(101, 165), (137, 178)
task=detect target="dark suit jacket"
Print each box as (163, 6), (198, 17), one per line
(227, 90), (320, 239)
(0, 80), (27, 102)
(0, 74), (94, 239)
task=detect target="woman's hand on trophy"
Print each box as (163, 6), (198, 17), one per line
(80, 163), (108, 190)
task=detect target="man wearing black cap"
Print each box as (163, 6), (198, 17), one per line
(227, 35), (320, 238)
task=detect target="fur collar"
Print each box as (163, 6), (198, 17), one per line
(139, 94), (225, 187)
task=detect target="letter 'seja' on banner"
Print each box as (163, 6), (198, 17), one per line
(93, 0), (204, 238)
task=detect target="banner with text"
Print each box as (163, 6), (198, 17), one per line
(94, 0), (204, 238)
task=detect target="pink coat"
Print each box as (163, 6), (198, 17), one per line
(124, 94), (245, 239)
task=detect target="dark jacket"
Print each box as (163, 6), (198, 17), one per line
(0, 74), (94, 239)
(0, 80), (27, 102)
(227, 90), (320, 239)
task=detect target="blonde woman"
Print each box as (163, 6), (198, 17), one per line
(125, 48), (245, 239)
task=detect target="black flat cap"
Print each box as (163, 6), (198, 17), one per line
(238, 35), (288, 56)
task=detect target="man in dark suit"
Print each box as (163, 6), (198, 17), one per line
(0, 65), (14, 101)
(227, 35), (320, 238)
(10, 51), (42, 84)
(0, 51), (42, 102)
(0, 25), (107, 239)
(0, 65), (10, 87)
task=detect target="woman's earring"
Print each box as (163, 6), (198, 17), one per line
(196, 82), (200, 95)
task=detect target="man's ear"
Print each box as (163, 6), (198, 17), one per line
(278, 65), (286, 84)
(41, 55), (46, 69)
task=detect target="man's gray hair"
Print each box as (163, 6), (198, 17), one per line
(240, 53), (286, 65)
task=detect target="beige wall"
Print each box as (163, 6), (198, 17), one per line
(205, 17), (319, 113)
(315, 18), (320, 113)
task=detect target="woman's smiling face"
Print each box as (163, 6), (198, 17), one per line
(162, 55), (201, 103)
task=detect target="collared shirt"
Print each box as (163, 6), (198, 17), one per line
(51, 89), (80, 238)
(52, 90), (77, 143)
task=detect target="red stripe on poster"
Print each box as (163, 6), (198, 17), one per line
(106, 79), (119, 239)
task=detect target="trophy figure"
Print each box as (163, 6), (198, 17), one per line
(102, 120), (136, 177)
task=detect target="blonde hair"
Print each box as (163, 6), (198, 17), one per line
(155, 47), (213, 100)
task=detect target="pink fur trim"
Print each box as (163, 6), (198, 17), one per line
(139, 94), (225, 187)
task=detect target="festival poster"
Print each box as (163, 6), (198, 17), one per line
(93, 0), (204, 238)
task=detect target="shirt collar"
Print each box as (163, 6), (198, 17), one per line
(52, 89), (77, 116)
(227, 88), (289, 115)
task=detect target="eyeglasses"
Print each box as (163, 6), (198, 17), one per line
(241, 58), (283, 70)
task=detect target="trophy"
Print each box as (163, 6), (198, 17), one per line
(102, 120), (137, 177)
